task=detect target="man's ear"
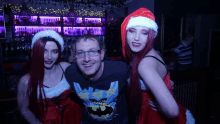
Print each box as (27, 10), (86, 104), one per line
(100, 49), (106, 60)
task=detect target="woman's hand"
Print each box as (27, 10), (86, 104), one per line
(148, 100), (160, 111)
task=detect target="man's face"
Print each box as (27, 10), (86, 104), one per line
(75, 38), (105, 79)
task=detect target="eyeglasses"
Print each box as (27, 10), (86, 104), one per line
(75, 50), (101, 58)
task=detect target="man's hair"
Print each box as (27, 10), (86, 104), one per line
(75, 35), (105, 51)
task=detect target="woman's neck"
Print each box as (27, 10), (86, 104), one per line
(44, 64), (57, 76)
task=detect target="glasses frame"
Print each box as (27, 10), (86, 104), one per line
(75, 50), (101, 58)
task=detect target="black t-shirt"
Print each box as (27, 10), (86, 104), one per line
(65, 60), (128, 124)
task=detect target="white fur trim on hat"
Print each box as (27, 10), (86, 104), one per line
(32, 30), (64, 51)
(126, 16), (158, 35)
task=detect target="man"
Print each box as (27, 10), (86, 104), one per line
(65, 35), (128, 124)
(174, 34), (194, 70)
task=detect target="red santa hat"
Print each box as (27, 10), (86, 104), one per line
(121, 7), (158, 57)
(32, 30), (64, 51)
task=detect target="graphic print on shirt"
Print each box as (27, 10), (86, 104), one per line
(74, 81), (118, 121)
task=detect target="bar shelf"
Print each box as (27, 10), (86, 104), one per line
(14, 26), (62, 37)
(13, 15), (106, 37)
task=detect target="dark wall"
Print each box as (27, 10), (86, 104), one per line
(126, 0), (154, 14)
(194, 14), (220, 67)
(155, 0), (220, 68)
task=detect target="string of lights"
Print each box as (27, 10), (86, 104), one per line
(2, 0), (131, 17)
(5, 3), (105, 17)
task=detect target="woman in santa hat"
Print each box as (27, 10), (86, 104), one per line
(121, 8), (195, 124)
(17, 30), (82, 124)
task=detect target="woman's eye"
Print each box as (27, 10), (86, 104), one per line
(128, 29), (135, 33)
(53, 50), (58, 54)
(142, 31), (148, 35)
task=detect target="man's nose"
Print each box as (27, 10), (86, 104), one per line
(83, 52), (90, 62)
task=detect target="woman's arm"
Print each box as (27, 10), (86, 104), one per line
(138, 58), (179, 118)
(17, 75), (42, 124)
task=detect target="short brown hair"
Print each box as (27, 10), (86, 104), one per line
(75, 35), (105, 50)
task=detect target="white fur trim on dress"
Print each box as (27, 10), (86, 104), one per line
(32, 30), (64, 51)
(126, 16), (158, 35)
(37, 78), (70, 99)
(186, 109), (195, 124)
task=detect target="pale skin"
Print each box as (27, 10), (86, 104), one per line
(138, 49), (179, 118)
(126, 26), (179, 118)
(17, 41), (70, 124)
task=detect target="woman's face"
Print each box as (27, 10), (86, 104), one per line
(126, 26), (149, 53)
(44, 41), (59, 69)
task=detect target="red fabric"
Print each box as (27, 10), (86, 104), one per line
(137, 72), (187, 124)
(121, 7), (156, 57)
(38, 88), (82, 124)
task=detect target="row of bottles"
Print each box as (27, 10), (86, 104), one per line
(63, 17), (105, 26)
(1, 38), (72, 62)
(64, 27), (105, 36)
(14, 26), (105, 37)
(13, 15), (38, 25)
(13, 15), (105, 26)
(14, 26), (61, 37)
(2, 38), (32, 61)
(0, 15), (4, 26)
(0, 27), (5, 37)
(0, 16), (5, 37)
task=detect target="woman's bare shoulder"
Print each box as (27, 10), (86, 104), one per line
(139, 50), (166, 77)
(138, 50), (161, 74)
(59, 62), (71, 71)
(139, 56), (157, 72)
(18, 74), (30, 90)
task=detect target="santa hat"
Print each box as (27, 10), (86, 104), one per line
(32, 30), (64, 51)
(121, 7), (158, 57)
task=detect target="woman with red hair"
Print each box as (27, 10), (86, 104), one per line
(121, 8), (195, 124)
(17, 30), (82, 124)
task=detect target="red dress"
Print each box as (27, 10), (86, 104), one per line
(137, 72), (195, 124)
(37, 78), (82, 124)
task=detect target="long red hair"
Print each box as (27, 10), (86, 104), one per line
(125, 30), (155, 115)
(27, 37), (62, 120)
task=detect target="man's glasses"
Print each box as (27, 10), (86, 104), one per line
(75, 50), (101, 58)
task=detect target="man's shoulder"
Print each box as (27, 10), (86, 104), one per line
(104, 60), (128, 74)
(65, 63), (79, 81)
(105, 60), (127, 68)
(65, 62), (77, 72)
